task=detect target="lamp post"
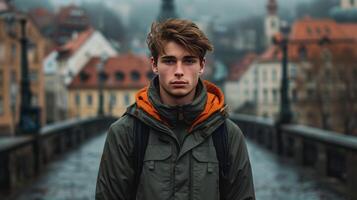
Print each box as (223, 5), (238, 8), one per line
(97, 54), (107, 116)
(272, 21), (292, 154)
(276, 22), (293, 124)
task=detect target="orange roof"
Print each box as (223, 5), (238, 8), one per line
(58, 28), (94, 59)
(260, 17), (357, 62)
(228, 53), (257, 81)
(68, 54), (152, 90)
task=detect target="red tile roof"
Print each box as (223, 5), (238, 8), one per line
(68, 54), (152, 90)
(259, 17), (357, 62)
(58, 28), (94, 59)
(28, 8), (54, 26)
(228, 53), (257, 81)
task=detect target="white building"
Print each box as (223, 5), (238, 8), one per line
(224, 54), (258, 113)
(45, 28), (117, 122)
(225, 48), (299, 120)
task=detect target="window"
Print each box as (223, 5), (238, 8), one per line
(131, 71), (141, 81)
(115, 71), (125, 81)
(75, 93), (80, 106)
(272, 69), (277, 82)
(292, 89), (298, 102)
(29, 70), (38, 82)
(298, 45), (307, 59)
(0, 96), (3, 115)
(32, 94), (39, 106)
(110, 93), (116, 106)
(87, 94), (92, 106)
(263, 89), (268, 103)
(80, 72), (89, 82)
(124, 93), (130, 106)
(11, 44), (16, 62)
(307, 27), (312, 35)
(272, 89), (278, 102)
(262, 69), (267, 82)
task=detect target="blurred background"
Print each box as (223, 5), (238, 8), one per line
(0, 0), (356, 199)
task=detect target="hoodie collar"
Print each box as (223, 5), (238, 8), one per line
(135, 77), (226, 132)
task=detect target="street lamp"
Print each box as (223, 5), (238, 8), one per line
(274, 21), (293, 124)
(97, 54), (108, 116)
(1, 11), (41, 134)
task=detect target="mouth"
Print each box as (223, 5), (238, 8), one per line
(170, 80), (188, 87)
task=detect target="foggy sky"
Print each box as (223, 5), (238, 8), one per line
(50, 0), (312, 25)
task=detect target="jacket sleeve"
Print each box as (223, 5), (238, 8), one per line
(95, 118), (135, 200)
(226, 120), (256, 200)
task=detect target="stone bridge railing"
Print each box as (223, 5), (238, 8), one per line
(231, 114), (357, 200)
(0, 116), (116, 194)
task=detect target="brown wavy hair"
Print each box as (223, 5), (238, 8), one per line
(146, 18), (213, 64)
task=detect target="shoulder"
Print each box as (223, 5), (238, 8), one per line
(224, 118), (247, 147)
(106, 114), (137, 144)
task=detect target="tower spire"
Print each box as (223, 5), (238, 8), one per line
(157, 0), (178, 21)
(267, 0), (278, 16)
(265, 0), (280, 47)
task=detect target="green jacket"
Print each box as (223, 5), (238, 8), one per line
(96, 78), (255, 200)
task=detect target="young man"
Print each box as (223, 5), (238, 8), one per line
(96, 19), (255, 200)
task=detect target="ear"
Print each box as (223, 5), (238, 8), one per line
(151, 56), (158, 74)
(199, 58), (206, 75)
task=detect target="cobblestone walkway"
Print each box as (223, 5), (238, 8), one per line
(11, 133), (345, 200)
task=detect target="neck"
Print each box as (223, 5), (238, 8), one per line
(159, 85), (196, 106)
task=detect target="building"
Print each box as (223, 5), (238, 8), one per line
(0, 9), (51, 135)
(54, 5), (91, 45)
(231, 17), (357, 134)
(67, 54), (153, 118)
(265, 0), (280, 47)
(45, 27), (117, 123)
(224, 53), (258, 113)
(288, 17), (357, 134)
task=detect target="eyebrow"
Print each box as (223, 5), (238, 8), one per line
(160, 55), (199, 60)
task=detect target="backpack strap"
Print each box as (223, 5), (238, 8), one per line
(212, 122), (230, 200)
(131, 117), (150, 200)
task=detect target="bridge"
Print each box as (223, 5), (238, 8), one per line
(0, 115), (356, 200)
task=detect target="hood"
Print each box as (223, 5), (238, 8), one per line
(135, 79), (226, 132)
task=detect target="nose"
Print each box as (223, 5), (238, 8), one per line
(174, 61), (184, 77)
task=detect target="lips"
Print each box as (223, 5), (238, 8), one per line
(170, 80), (188, 87)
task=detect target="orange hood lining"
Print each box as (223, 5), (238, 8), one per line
(135, 80), (225, 132)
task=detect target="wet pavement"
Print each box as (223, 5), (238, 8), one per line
(9, 133), (345, 200)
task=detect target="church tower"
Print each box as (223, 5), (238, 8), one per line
(265, 0), (280, 47)
(340, 0), (357, 9)
(157, 0), (178, 21)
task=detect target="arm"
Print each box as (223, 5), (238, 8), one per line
(226, 120), (256, 200)
(95, 117), (135, 200)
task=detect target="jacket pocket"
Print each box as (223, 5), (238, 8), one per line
(137, 145), (172, 200)
(192, 146), (220, 200)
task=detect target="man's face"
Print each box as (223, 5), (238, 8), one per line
(152, 41), (205, 102)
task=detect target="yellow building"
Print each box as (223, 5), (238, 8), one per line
(67, 54), (153, 118)
(0, 11), (51, 135)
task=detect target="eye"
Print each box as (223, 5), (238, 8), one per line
(162, 59), (176, 65)
(184, 59), (197, 65)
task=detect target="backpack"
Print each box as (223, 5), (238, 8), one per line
(131, 117), (230, 200)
